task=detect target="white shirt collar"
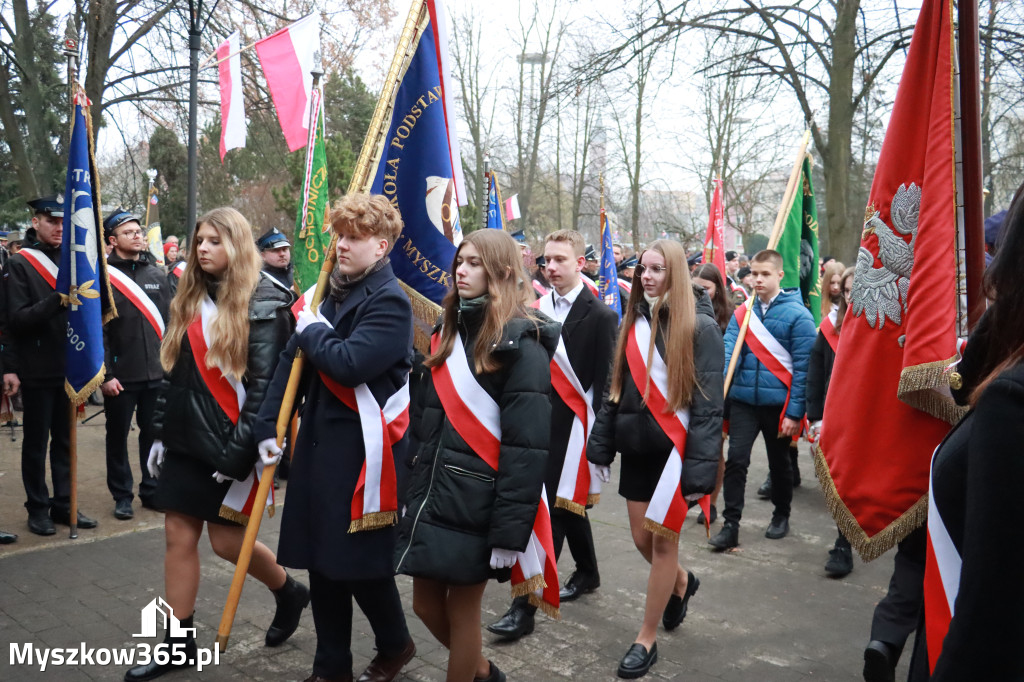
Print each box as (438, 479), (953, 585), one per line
(551, 280), (585, 322)
(758, 292), (780, 311)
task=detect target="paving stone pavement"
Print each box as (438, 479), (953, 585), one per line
(0, 409), (915, 680)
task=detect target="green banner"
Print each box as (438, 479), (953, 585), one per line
(777, 156), (821, 324)
(293, 90), (331, 293)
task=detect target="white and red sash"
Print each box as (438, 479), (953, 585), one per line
(170, 261), (186, 279)
(430, 330), (560, 617)
(819, 307), (840, 354)
(186, 296), (274, 524)
(626, 315), (710, 539)
(531, 279), (549, 298)
(19, 248), (58, 288)
(618, 278), (632, 296)
(734, 303), (796, 431)
(923, 446), (960, 673)
(107, 265), (165, 339)
(728, 277), (749, 301)
(580, 273), (600, 297)
(534, 293), (600, 515)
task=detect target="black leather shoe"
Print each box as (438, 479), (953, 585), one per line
(473, 660), (506, 682)
(485, 602), (535, 641)
(756, 475), (772, 499)
(356, 638), (415, 682)
(559, 570), (600, 602)
(765, 515), (789, 539)
(696, 504), (717, 526)
(114, 499), (134, 520)
(662, 572), (700, 631)
(708, 523), (738, 550)
(27, 511), (55, 536)
(617, 642), (657, 679)
(266, 574), (310, 647)
(50, 508), (98, 529)
(825, 546), (853, 577)
(124, 615), (196, 681)
(0, 529), (17, 544)
(863, 640), (897, 682)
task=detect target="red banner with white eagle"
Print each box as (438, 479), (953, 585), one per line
(814, 0), (964, 561)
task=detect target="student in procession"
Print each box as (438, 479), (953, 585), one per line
(819, 260), (846, 322)
(101, 209), (172, 519)
(487, 229), (618, 641)
(690, 262), (734, 525)
(906, 180), (1024, 681)
(709, 249), (816, 550)
(255, 194), (417, 682)
(126, 207), (308, 681)
(1, 196), (99, 535)
(396, 228), (558, 682)
(587, 239), (724, 679)
(805, 266), (855, 577)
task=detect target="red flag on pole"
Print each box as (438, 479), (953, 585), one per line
(702, 178), (726, 276)
(255, 15), (319, 152)
(815, 0), (963, 561)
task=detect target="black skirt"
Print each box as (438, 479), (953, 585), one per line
(618, 448), (672, 503)
(153, 449), (241, 526)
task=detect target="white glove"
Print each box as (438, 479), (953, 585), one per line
(595, 465), (611, 483)
(258, 438), (284, 466)
(489, 548), (518, 570)
(212, 471), (233, 484)
(147, 441), (165, 478)
(808, 420), (823, 441)
(296, 308), (331, 334)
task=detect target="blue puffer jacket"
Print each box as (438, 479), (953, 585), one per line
(724, 290), (817, 418)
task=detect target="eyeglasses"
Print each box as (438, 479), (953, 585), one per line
(635, 264), (667, 276)
(118, 229), (144, 239)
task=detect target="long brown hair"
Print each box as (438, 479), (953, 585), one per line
(834, 266), (855, 334)
(691, 263), (733, 332)
(160, 207), (262, 381)
(609, 239), (698, 412)
(425, 229), (539, 374)
(821, 260), (847, 321)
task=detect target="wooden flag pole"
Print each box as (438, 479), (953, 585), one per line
(723, 130), (811, 398)
(68, 404), (78, 539)
(215, 0), (428, 653)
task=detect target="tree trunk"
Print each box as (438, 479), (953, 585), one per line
(0, 60), (39, 199)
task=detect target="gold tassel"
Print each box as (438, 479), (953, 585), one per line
(509, 574), (545, 599)
(812, 443), (927, 562)
(348, 510), (397, 533)
(897, 356), (968, 426)
(218, 504), (251, 526)
(642, 518), (679, 543)
(554, 497), (586, 517)
(528, 594), (560, 620)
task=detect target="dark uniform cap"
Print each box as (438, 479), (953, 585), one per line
(27, 195), (64, 218)
(687, 252), (703, 267)
(584, 244), (597, 261)
(257, 227), (290, 251)
(535, 255), (546, 267)
(725, 250), (738, 261)
(509, 229), (527, 244)
(103, 209), (140, 240)
(621, 255), (638, 269)
(737, 266), (752, 280)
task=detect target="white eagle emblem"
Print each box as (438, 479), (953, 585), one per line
(851, 183), (921, 329)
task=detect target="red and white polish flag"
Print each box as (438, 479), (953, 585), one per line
(255, 14), (319, 152)
(504, 194), (521, 221)
(217, 31), (245, 161)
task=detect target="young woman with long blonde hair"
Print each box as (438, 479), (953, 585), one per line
(396, 229), (559, 682)
(125, 207), (308, 681)
(588, 239), (724, 679)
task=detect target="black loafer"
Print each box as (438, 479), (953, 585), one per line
(114, 499), (134, 520)
(863, 640), (897, 682)
(486, 602), (535, 640)
(663, 572), (700, 630)
(708, 523), (738, 550)
(559, 571), (600, 602)
(473, 660), (506, 682)
(617, 642), (657, 679)
(0, 529), (17, 544)
(265, 575), (310, 647)
(50, 508), (98, 529)
(765, 516), (789, 540)
(756, 475), (772, 499)
(696, 504), (717, 526)
(27, 511), (55, 536)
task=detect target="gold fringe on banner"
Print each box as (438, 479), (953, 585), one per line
(587, 492), (600, 507)
(528, 593), (560, 620)
(897, 355), (968, 425)
(642, 518), (680, 543)
(348, 510), (397, 533)
(554, 497), (586, 517)
(218, 501), (276, 527)
(400, 281), (442, 356)
(812, 442), (928, 562)
(509, 574), (545, 599)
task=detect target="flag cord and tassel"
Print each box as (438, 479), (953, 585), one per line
(215, 0), (428, 653)
(723, 130), (811, 397)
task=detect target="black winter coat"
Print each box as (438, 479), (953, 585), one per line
(153, 273), (295, 480)
(0, 230), (67, 387)
(255, 261), (413, 581)
(104, 252), (172, 386)
(395, 308), (559, 585)
(804, 331), (837, 422)
(587, 286), (725, 498)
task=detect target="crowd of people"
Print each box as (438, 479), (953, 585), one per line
(0, 181), (1022, 681)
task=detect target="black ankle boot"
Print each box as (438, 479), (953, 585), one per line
(124, 614), (197, 681)
(265, 574), (310, 647)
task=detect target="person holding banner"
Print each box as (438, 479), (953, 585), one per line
(256, 194), (416, 682)
(587, 239), (724, 680)
(1, 196), (98, 535)
(126, 208), (307, 682)
(396, 228), (559, 682)
(709, 250), (816, 551)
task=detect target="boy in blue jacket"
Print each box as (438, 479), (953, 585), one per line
(710, 250), (817, 549)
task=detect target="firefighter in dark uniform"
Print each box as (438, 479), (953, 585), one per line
(257, 227), (294, 290)
(1, 196), (98, 535)
(101, 210), (172, 519)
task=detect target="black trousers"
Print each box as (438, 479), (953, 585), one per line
(21, 386), (72, 513)
(104, 384), (160, 504)
(722, 401), (793, 526)
(551, 507), (599, 577)
(870, 525), (926, 654)
(308, 571), (410, 678)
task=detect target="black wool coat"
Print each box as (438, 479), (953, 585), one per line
(153, 274), (295, 480)
(587, 286), (725, 498)
(395, 309), (559, 585)
(255, 262), (414, 582)
(104, 252), (172, 386)
(804, 330), (837, 423)
(543, 286), (619, 497)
